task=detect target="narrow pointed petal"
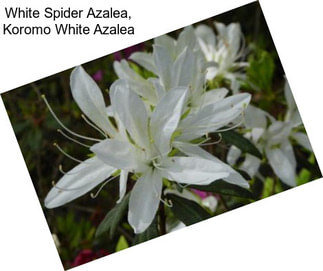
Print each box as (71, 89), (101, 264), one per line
(284, 79), (296, 114)
(45, 157), (115, 208)
(117, 170), (128, 203)
(90, 139), (139, 171)
(284, 79), (302, 127)
(161, 156), (229, 185)
(113, 61), (157, 103)
(128, 169), (162, 234)
(130, 52), (157, 74)
(240, 154), (261, 178)
(227, 145), (242, 165)
(174, 142), (249, 188)
(267, 121), (293, 145)
(245, 105), (268, 129)
(150, 87), (188, 155)
(154, 34), (176, 58)
(179, 93), (251, 140)
(176, 26), (197, 55)
(153, 45), (173, 90)
(266, 146), (296, 187)
(281, 139), (297, 170)
(110, 80), (149, 148)
(292, 132), (313, 151)
(171, 48), (196, 88)
(195, 24), (216, 48)
(70, 66), (116, 136)
(199, 88), (228, 108)
(113, 60), (143, 82)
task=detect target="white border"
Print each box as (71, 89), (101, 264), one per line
(1, 0), (323, 270)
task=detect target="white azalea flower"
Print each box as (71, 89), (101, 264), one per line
(44, 66), (247, 234)
(90, 80), (241, 233)
(195, 22), (248, 91)
(44, 66), (121, 208)
(227, 79), (312, 187)
(120, 27), (209, 106)
(284, 79), (312, 151)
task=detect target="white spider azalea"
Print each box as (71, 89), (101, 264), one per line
(118, 27), (219, 108)
(284, 80), (312, 151)
(44, 66), (121, 208)
(227, 80), (312, 186)
(168, 91), (252, 188)
(228, 106), (298, 186)
(90, 80), (241, 233)
(195, 22), (248, 90)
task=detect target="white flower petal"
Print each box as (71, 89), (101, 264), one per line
(245, 105), (268, 130)
(113, 61), (157, 103)
(110, 80), (149, 148)
(153, 45), (173, 90)
(176, 26), (197, 55)
(227, 145), (242, 165)
(199, 88), (228, 108)
(148, 78), (166, 102)
(284, 79), (296, 114)
(171, 48), (196, 88)
(129, 52), (157, 74)
(90, 139), (139, 171)
(154, 34), (176, 58)
(240, 154), (261, 178)
(292, 132), (313, 152)
(174, 141), (249, 188)
(284, 79), (303, 127)
(266, 146), (296, 187)
(281, 139), (297, 170)
(150, 87), (188, 155)
(161, 156), (229, 185)
(202, 196), (218, 212)
(117, 170), (128, 204)
(227, 23), (241, 55)
(195, 24), (216, 48)
(45, 157), (115, 208)
(113, 60), (143, 82)
(70, 66), (116, 136)
(128, 169), (162, 234)
(179, 93), (251, 140)
(267, 121), (292, 145)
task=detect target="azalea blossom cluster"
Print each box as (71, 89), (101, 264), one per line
(43, 21), (311, 234)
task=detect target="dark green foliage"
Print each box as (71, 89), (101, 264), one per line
(166, 194), (211, 226)
(221, 130), (262, 159)
(133, 216), (159, 245)
(95, 193), (130, 239)
(247, 49), (275, 92)
(189, 180), (255, 199)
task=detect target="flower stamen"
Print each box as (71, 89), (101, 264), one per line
(53, 142), (83, 163)
(41, 94), (101, 142)
(81, 114), (107, 138)
(57, 129), (91, 148)
(90, 174), (120, 199)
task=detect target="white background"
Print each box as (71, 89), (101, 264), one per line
(0, 0), (323, 270)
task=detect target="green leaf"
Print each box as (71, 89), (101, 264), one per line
(247, 49), (275, 92)
(133, 216), (159, 245)
(189, 180), (255, 199)
(166, 194), (211, 226)
(221, 130), (262, 159)
(262, 177), (274, 198)
(95, 193), (130, 239)
(116, 235), (129, 252)
(296, 168), (311, 186)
